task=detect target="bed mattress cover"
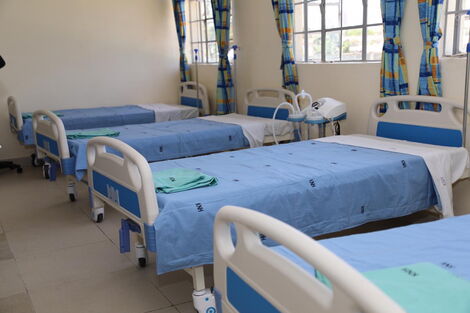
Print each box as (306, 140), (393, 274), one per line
(149, 140), (437, 274)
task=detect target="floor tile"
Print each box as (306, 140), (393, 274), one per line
(0, 233), (14, 261)
(175, 302), (194, 313)
(17, 240), (132, 290)
(29, 268), (171, 313)
(147, 307), (179, 313)
(0, 259), (26, 298)
(0, 292), (35, 313)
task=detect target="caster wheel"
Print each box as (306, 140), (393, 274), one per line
(138, 257), (146, 268)
(96, 213), (103, 223)
(42, 164), (50, 180)
(16, 167), (23, 174)
(69, 194), (76, 202)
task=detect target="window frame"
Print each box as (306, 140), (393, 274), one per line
(294, 0), (383, 63)
(188, 0), (218, 64)
(443, 0), (469, 56)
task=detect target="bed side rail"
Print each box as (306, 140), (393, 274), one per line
(244, 88), (297, 120)
(214, 206), (405, 313)
(7, 96), (23, 132)
(87, 137), (158, 227)
(179, 81), (210, 116)
(32, 110), (69, 161)
(369, 96), (468, 148)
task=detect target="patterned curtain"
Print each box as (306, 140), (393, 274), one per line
(416, 0), (444, 111)
(380, 0), (409, 111)
(172, 0), (191, 82)
(272, 0), (300, 94)
(211, 0), (235, 114)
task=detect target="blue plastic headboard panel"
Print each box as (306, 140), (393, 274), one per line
(92, 171), (141, 218)
(36, 133), (59, 156)
(227, 267), (281, 313)
(377, 121), (463, 147)
(247, 106), (289, 120)
(181, 96), (203, 108)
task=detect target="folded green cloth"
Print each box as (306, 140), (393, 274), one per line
(152, 168), (218, 194)
(66, 128), (120, 139)
(22, 112), (63, 119)
(315, 263), (470, 313)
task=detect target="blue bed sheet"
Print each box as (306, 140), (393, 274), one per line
(69, 119), (248, 180)
(149, 140), (437, 274)
(18, 105), (155, 145)
(273, 214), (470, 281)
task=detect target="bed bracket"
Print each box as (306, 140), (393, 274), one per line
(119, 218), (141, 254)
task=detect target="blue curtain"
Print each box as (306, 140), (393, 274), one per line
(172, 0), (191, 82)
(416, 0), (444, 111)
(212, 0), (235, 114)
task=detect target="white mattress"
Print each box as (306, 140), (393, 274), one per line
(199, 113), (294, 147)
(137, 103), (199, 122)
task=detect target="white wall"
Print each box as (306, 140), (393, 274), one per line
(0, 0), (180, 159)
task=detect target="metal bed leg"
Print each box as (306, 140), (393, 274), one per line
(90, 192), (105, 223)
(135, 235), (147, 268)
(66, 176), (77, 202)
(186, 266), (217, 313)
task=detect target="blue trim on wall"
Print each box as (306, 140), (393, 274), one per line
(227, 267), (281, 313)
(92, 171), (141, 218)
(181, 96), (203, 108)
(247, 106), (289, 120)
(377, 122), (463, 147)
(36, 133), (59, 156)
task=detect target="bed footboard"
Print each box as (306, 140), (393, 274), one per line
(179, 82), (210, 116)
(32, 110), (70, 162)
(7, 96), (22, 133)
(214, 206), (404, 313)
(87, 137), (158, 246)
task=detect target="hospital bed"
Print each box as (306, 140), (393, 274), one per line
(33, 88), (296, 204)
(8, 81), (209, 164)
(85, 95), (469, 312)
(214, 206), (470, 313)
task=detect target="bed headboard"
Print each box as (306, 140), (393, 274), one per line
(214, 206), (404, 313)
(7, 96), (22, 132)
(179, 82), (210, 116)
(369, 96), (468, 148)
(87, 137), (158, 228)
(244, 88), (297, 120)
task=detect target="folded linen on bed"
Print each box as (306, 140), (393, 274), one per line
(199, 113), (267, 147)
(137, 103), (199, 122)
(317, 135), (470, 217)
(66, 128), (120, 139)
(152, 168), (217, 193)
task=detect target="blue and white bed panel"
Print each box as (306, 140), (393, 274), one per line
(370, 95), (469, 149)
(214, 206), (405, 313)
(7, 82), (207, 146)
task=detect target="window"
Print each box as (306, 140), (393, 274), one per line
(444, 0), (470, 56)
(187, 0), (233, 64)
(293, 0), (383, 63)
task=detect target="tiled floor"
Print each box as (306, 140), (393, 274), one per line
(0, 165), (199, 313)
(0, 162), (439, 313)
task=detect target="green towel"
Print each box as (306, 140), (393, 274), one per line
(22, 112), (63, 119)
(315, 263), (470, 313)
(152, 168), (218, 194)
(66, 128), (120, 139)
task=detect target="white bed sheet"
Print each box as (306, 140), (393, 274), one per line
(317, 134), (470, 217)
(199, 113), (293, 147)
(137, 103), (199, 122)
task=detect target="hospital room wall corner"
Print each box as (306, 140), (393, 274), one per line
(0, 0), (181, 160)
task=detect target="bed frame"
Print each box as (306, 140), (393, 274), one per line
(244, 88), (298, 143)
(8, 82), (209, 135)
(214, 206), (404, 313)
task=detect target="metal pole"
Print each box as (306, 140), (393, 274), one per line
(464, 13), (470, 148)
(194, 48), (200, 110)
(232, 45), (238, 113)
